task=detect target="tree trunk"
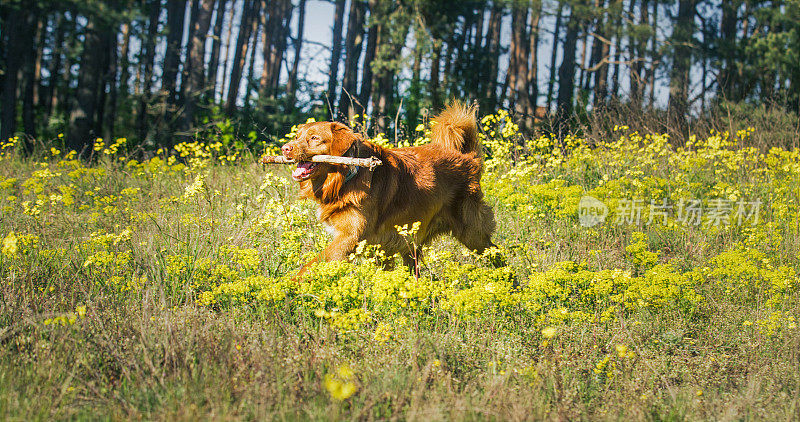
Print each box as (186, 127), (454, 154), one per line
(628, 0), (643, 106)
(717, 0), (742, 101)
(610, 2), (623, 100)
(94, 29), (114, 142)
(556, 6), (580, 129)
(577, 28), (589, 93)
(526, 5), (541, 127)
(44, 12), (67, 121)
(327, 0), (347, 111)
(220, 0), (236, 103)
(428, 40), (442, 110)
(118, 22), (132, 101)
(482, 2), (504, 110)
(207, 0), (228, 101)
(406, 40), (422, 129)
(287, 0), (307, 108)
(339, 0), (366, 118)
(105, 26), (121, 140)
(1, 8), (27, 141)
(162, 0), (188, 120)
(242, 12), (261, 107)
(546, 1), (564, 110)
(646, 0), (658, 106)
(181, 0), (200, 101)
(21, 12), (40, 139)
(137, 0), (160, 142)
(67, 19), (104, 154)
(183, 0), (215, 130)
(591, 0), (610, 108)
(33, 16), (46, 109)
(226, 0), (258, 114)
(359, 0), (380, 109)
(258, 0), (291, 102)
(267, 0), (292, 95)
(508, 3), (529, 122)
(668, 0), (697, 131)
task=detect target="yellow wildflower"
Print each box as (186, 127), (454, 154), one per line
(324, 365), (358, 401)
(2, 232), (18, 257)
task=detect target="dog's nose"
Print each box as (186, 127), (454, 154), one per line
(281, 144), (293, 156)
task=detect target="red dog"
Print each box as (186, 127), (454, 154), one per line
(280, 103), (496, 276)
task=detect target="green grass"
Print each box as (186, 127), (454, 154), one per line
(1, 120), (799, 420)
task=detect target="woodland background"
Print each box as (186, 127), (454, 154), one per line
(1, 0), (798, 153)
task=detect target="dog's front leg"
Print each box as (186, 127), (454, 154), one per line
(295, 233), (361, 279)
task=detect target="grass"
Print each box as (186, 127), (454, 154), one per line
(1, 113), (799, 420)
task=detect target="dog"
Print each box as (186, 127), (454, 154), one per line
(280, 103), (496, 276)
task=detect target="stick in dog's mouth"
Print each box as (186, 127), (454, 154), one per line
(260, 154), (382, 169)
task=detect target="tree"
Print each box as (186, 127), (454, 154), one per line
(508, 1), (530, 124)
(327, 0), (347, 113)
(481, 2), (504, 111)
(137, 0), (161, 142)
(590, 0), (611, 108)
(287, 0), (307, 107)
(358, 0), (380, 111)
(226, 0), (258, 113)
(67, 17), (105, 153)
(183, 0), (215, 130)
(339, 0), (366, 118)
(1, 7), (34, 143)
(546, 1), (565, 110)
(668, 0), (697, 130)
(556, 2), (580, 126)
(162, 0), (188, 115)
(206, 0), (228, 101)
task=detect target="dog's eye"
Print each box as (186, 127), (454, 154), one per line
(311, 135), (320, 141)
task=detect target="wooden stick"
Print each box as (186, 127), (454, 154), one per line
(259, 154), (382, 169)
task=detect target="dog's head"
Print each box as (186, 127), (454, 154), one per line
(281, 121), (356, 182)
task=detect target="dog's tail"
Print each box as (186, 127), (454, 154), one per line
(430, 102), (481, 157)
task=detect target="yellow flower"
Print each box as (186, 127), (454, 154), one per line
(2, 232), (18, 257)
(541, 326), (557, 339)
(323, 365), (357, 401)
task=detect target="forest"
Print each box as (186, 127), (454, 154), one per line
(1, 0), (798, 153)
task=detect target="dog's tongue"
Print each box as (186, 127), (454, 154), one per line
(292, 162), (315, 180)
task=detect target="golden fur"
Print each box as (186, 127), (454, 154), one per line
(280, 103), (496, 276)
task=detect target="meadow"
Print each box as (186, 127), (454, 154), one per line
(1, 111), (799, 420)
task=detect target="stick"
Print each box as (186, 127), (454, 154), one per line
(259, 154), (383, 169)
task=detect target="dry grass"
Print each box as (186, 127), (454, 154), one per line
(1, 109), (799, 420)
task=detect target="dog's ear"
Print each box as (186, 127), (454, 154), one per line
(329, 122), (357, 156)
(330, 122), (350, 132)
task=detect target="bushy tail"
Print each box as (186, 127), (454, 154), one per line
(430, 102), (480, 157)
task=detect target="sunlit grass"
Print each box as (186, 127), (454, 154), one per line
(1, 116), (799, 420)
